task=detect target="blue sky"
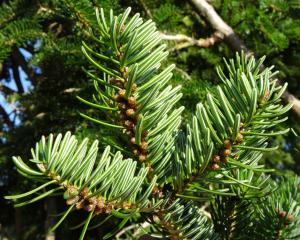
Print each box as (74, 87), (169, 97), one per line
(0, 48), (33, 123)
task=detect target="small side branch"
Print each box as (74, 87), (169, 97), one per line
(190, 0), (251, 55)
(160, 31), (223, 50)
(190, 0), (300, 119)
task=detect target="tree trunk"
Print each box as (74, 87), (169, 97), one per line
(15, 208), (22, 239)
(44, 198), (56, 240)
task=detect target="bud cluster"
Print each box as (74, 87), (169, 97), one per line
(65, 185), (134, 214)
(111, 67), (149, 162)
(275, 208), (294, 227)
(209, 123), (245, 171)
(209, 139), (232, 171)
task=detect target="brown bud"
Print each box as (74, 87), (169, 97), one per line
(126, 109), (135, 117)
(124, 120), (134, 129)
(287, 214), (293, 222)
(112, 94), (121, 102)
(234, 155), (240, 160)
(210, 163), (220, 171)
(223, 157), (228, 164)
(133, 149), (140, 156)
(223, 139), (231, 149)
(142, 131), (148, 138)
(75, 200), (85, 210)
(80, 188), (89, 198)
(104, 206), (112, 214)
(139, 154), (146, 162)
(222, 149), (231, 157)
(279, 211), (287, 219)
(212, 155), (221, 163)
(126, 131), (133, 136)
(127, 96), (136, 107)
(130, 137), (136, 145)
(236, 133), (244, 143)
(97, 197), (105, 209)
(88, 197), (97, 205)
(66, 196), (80, 205)
(132, 83), (137, 92)
(84, 203), (95, 212)
(140, 141), (148, 151)
(118, 102), (127, 111)
(152, 185), (159, 194)
(111, 78), (122, 86)
(118, 89), (126, 98)
(95, 206), (104, 214)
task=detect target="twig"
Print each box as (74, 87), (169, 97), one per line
(200, 202), (212, 219)
(190, 0), (251, 55)
(160, 31), (223, 50)
(190, 0), (300, 119)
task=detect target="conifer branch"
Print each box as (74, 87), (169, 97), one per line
(190, 0), (300, 119)
(173, 53), (292, 198)
(5, 6), (298, 239)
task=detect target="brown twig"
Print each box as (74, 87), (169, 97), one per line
(190, 0), (251, 55)
(160, 31), (223, 50)
(190, 0), (300, 119)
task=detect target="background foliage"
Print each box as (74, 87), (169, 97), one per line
(0, 0), (299, 239)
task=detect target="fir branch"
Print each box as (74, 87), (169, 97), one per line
(5, 132), (157, 238)
(80, 8), (184, 185)
(189, 0), (300, 120)
(173, 53), (291, 198)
